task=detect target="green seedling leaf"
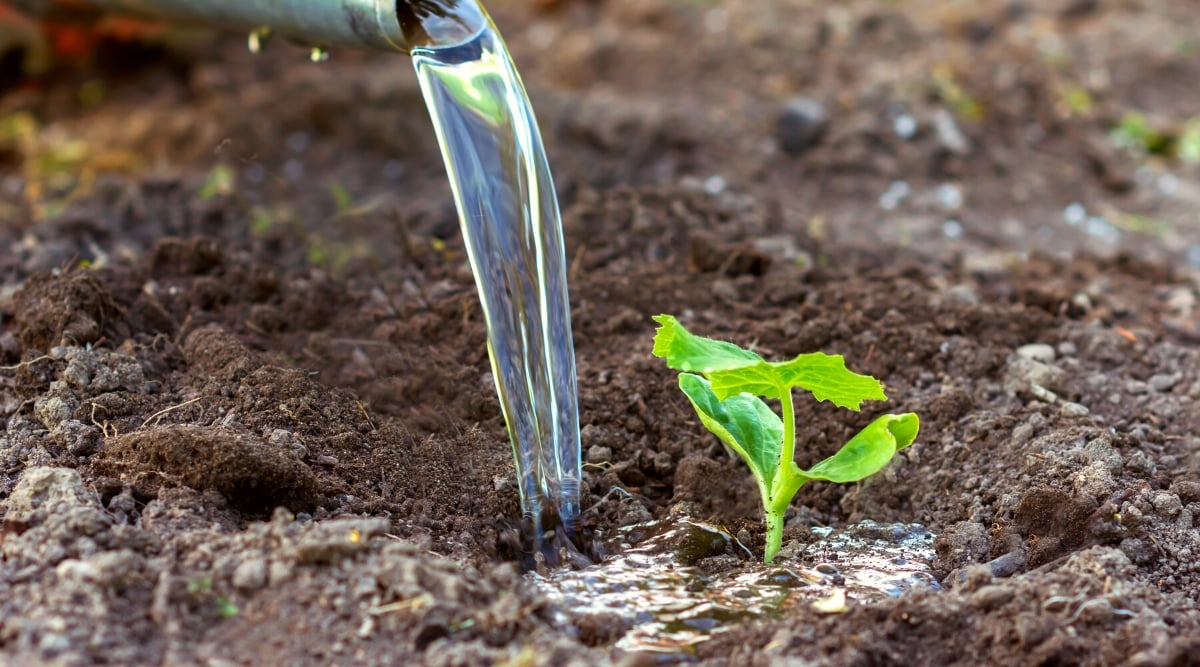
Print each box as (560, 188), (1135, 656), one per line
(708, 354), (886, 409)
(652, 315), (919, 563)
(652, 314), (763, 372)
(654, 315), (885, 408)
(804, 413), (920, 483)
(679, 373), (782, 498)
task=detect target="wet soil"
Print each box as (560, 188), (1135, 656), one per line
(2, 0), (1199, 665)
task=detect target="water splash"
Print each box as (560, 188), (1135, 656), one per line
(411, 8), (581, 535)
(534, 517), (939, 656)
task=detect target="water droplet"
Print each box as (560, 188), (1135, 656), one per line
(1157, 173), (1180, 196)
(286, 131), (311, 154)
(1187, 244), (1200, 268)
(383, 160), (406, 181)
(1063, 202), (1086, 226)
(879, 180), (910, 210)
(935, 183), (963, 211)
(247, 27), (271, 54)
(310, 47), (329, 63)
(942, 219), (963, 239)
(893, 114), (917, 140)
(243, 163), (266, 184)
(1084, 216), (1120, 244)
(282, 159), (304, 181)
(703, 175), (727, 195)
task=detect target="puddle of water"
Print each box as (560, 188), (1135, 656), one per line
(534, 517), (938, 657)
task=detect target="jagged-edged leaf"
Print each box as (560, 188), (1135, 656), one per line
(652, 315), (762, 373)
(803, 413), (920, 483)
(708, 353), (887, 409)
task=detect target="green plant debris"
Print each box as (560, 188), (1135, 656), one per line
(214, 596), (239, 618)
(198, 164), (235, 200)
(249, 206), (276, 235)
(328, 181), (353, 211)
(1178, 118), (1200, 164)
(1111, 112), (1168, 155)
(652, 315), (919, 563)
(931, 64), (983, 122)
(0, 110), (140, 218)
(1111, 112), (1200, 163)
(1061, 84), (1094, 116)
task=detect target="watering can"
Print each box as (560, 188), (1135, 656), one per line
(5, 0), (484, 53)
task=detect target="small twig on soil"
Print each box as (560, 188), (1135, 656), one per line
(90, 402), (116, 439)
(0, 355), (55, 371)
(141, 396), (205, 427)
(715, 249), (744, 277)
(569, 243), (586, 283)
(243, 319), (271, 337)
(370, 594), (433, 615)
(356, 399), (377, 431)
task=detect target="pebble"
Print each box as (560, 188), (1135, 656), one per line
(1006, 357), (1067, 394)
(1063, 202), (1087, 225)
(6, 466), (96, 517)
(933, 109), (969, 155)
(879, 180), (911, 211)
(233, 558), (268, 590)
(893, 113), (918, 139)
(1147, 374), (1177, 392)
(1152, 492), (1182, 518)
(291, 518), (388, 564)
(1073, 462), (1118, 502)
(776, 97), (829, 156)
(1028, 385), (1057, 404)
(936, 183), (964, 210)
(941, 219), (964, 239)
(1016, 343), (1056, 364)
(985, 550), (1026, 578)
(1060, 401), (1090, 417)
(586, 445), (613, 464)
(969, 585), (1014, 610)
(34, 395), (76, 431)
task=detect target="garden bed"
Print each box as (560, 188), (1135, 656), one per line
(1, 0), (1198, 664)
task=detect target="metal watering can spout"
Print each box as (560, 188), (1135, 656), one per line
(8, 0), (487, 54)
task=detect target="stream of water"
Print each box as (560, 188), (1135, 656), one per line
(404, 2), (582, 537)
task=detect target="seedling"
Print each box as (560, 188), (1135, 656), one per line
(652, 315), (919, 563)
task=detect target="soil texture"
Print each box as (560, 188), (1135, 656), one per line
(1, 0), (1199, 665)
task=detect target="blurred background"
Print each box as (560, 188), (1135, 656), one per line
(0, 0), (1196, 278)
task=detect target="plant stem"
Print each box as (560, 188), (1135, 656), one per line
(779, 388), (796, 475)
(765, 507), (785, 563)
(763, 388), (797, 564)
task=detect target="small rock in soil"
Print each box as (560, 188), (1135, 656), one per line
(232, 557), (269, 590)
(933, 109), (970, 155)
(776, 97), (828, 156)
(290, 517), (389, 564)
(1005, 357), (1068, 395)
(586, 445), (613, 464)
(4, 466), (96, 519)
(1148, 373), (1178, 392)
(1060, 401), (1089, 417)
(1016, 343), (1056, 364)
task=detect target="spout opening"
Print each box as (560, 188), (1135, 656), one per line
(395, 0), (487, 50)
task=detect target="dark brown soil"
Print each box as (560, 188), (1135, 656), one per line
(2, 0), (1199, 665)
